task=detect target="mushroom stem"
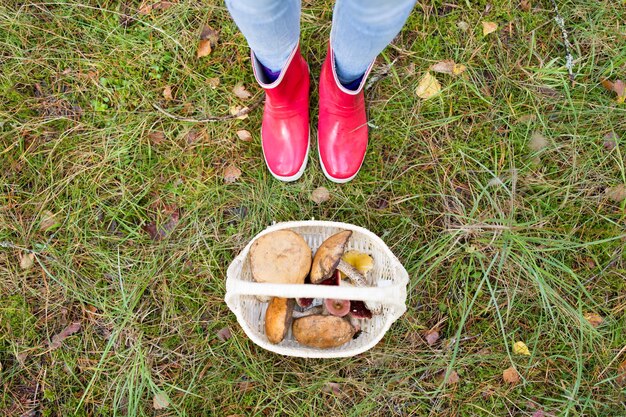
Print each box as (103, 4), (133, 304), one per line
(292, 305), (323, 319)
(337, 259), (367, 286)
(337, 260), (381, 315)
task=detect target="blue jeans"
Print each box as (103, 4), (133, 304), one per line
(225, 0), (416, 83)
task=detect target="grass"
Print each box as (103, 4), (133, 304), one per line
(1, 0), (625, 415)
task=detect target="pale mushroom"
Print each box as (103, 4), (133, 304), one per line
(250, 230), (311, 285)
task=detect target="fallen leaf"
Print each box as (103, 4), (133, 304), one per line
(153, 391), (170, 410)
(233, 84), (252, 100)
(144, 205), (180, 241)
(229, 105), (249, 120)
(529, 131), (549, 152)
(482, 21), (498, 36)
(605, 184), (626, 202)
(138, 2), (153, 14)
(415, 72), (441, 99)
(457, 21), (470, 32)
(236, 129), (252, 142)
(425, 329), (440, 346)
(223, 165), (242, 183)
(532, 411), (545, 417)
(520, 0), (531, 11)
(216, 327), (232, 341)
(616, 359), (626, 386)
(584, 312), (603, 328)
(148, 131), (166, 145)
(322, 382), (341, 395)
(503, 366), (520, 384)
(430, 60), (467, 76)
(603, 132), (617, 150)
(197, 40), (212, 58)
(20, 252), (35, 270)
(601, 79), (626, 104)
(39, 210), (59, 231)
(444, 370), (460, 384)
(185, 129), (201, 144)
(162, 85), (173, 101)
(513, 341), (530, 356)
(207, 77), (220, 89)
(153, 1), (174, 11)
(311, 187), (330, 204)
(197, 25), (218, 58)
(49, 322), (81, 349)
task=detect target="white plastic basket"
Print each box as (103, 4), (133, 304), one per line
(225, 220), (409, 358)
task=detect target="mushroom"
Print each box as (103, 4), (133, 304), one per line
(310, 230), (353, 284)
(265, 297), (295, 344)
(250, 230), (311, 285)
(324, 298), (350, 317)
(292, 315), (355, 348)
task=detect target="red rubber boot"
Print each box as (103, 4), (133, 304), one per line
(252, 45), (310, 181)
(318, 45), (374, 183)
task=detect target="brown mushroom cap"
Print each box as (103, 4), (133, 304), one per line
(250, 230), (311, 284)
(309, 230), (352, 284)
(265, 297), (295, 344)
(292, 315), (355, 348)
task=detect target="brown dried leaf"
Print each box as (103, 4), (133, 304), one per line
(223, 165), (242, 183)
(520, 0), (531, 11)
(153, 391), (170, 410)
(197, 25), (218, 58)
(430, 60), (467, 76)
(153, 1), (174, 11)
(162, 85), (173, 101)
(138, 2), (153, 14)
(482, 21), (498, 36)
(425, 329), (440, 346)
(445, 370), (460, 384)
(236, 129), (252, 142)
(216, 327), (232, 341)
(602, 79), (626, 103)
(50, 322), (81, 349)
(207, 77), (220, 89)
(144, 206), (180, 241)
(186, 129), (201, 144)
(20, 252), (35, 270)
(311, 186), (331, 204)
(503, 366), (520, 384)
(197, 40), (212, 58)
(233, 84), (252, 100)
(39, 210), (59, 231)
(584, 312), (603, 328)
(616, 359), (626, 386)
(605, 184), (626, 202)
(322, 382), (341, 395)
(148, 131), (166, 145)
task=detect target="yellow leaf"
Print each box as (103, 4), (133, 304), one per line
(482, 21), (498, 36)
(513, 341), (530, 356)
(20, 252), (35, 270)
(229, 105), (249, 120)
(431, 60), (467, 76)
(415, 72), (441, 99)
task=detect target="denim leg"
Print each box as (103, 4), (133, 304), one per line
(330, 0), (416, 83)
(225, 0), (301, 72)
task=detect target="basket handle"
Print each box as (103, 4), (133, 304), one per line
(227, 279), (406, 310)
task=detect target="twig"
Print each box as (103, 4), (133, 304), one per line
(152, 95), (264, 123)
(549, 0), (575, 82)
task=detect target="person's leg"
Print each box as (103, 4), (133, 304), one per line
(331, 0), (416, 85)
(225, 0), (310, 182)
(318, 0), (416, 183)
(225, 0), (300, 74)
